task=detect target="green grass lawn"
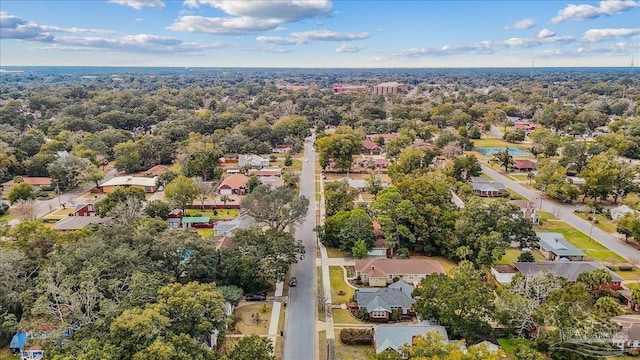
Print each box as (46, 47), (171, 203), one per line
(317, 266), (325, 321)
(497, 248), (545, 265)
(412, 255), (458, 275)
(332, 309), (362, 325)
(574, 212), (618, 233)
(196, 228), (215, 238)
(334, 341), (371, 360)
(615, 268), (640, 281)
(497, 337), (540, 359)
(534, 220), (625, 262)
(186, 208), (238, 220)
(0, 212), (15, 222)
(0, 347), (14, 360)
(329, 266), (355, 303)
(509, 173), (531, 181)
(473, 139), (528, 149)
(318, 331), (327, 360)
(326, 247), (350, 258)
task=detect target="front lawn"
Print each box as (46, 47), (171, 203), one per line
(574, 212), (618, 233)
(186, 208), (238, 220)
(332, 309), (362, 325)
(326, 247), (350, 258)
(196, 229), (215, 238)
(43, 207), (75, 220)
(233, 303), (272, 335)
(534, 220), (625, 262)
(334, 341), (371, 360)
(615, 268), (640, 281)
(497, 248), (545, 265)
(329, 266), (355, 303)
(473, 139), (526, 149)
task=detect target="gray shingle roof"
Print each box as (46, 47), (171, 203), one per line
(537, 232), (585, 258)
(388, 280), (413, 297)
(374, 321), (448, 354)
(513, 261), (622, 282)
(356, 287), (414, 313)
(213, 215), (256, 235)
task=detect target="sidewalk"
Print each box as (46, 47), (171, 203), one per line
(267, 281), (284, 349)
(317, 172), (337, 358)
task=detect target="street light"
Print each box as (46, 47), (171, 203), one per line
(55, 181), (61, 208)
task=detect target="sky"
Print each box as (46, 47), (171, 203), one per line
(0, 0), (639, 68)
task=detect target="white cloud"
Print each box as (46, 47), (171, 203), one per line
(108, 0), (165, 10)
(538, 28), (555, 38)
(135, 18), (144, 22)
(397, 40), (502, 57)
(257, 30), (370, 45)
(336, 44), (365, 52)
(169, 16), (281, 35)
(535, 41), (639, 57)
(187, 0), (332, 22)
(582, 28), (640, 42)
(0, 12), (112, 41)
(551, 0), (640, 24)
(170, 0), (332, 35)
(505, 18), (536, 30)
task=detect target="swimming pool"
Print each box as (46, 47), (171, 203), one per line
(476, 147), (533, 157)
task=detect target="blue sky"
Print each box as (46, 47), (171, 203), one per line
(1, 0), (639, 67)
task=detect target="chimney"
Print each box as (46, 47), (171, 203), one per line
(371, 265), (375, 271)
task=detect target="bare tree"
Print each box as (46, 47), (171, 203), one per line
(13, 200), (38, 221)
(110, 196), (144, 226)
(195, 178), (214, 210)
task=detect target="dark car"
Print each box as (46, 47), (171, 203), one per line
(245, 293), (267, 301)
(289, 277), (297, 287)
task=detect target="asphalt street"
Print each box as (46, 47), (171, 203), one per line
(283, 136), (318, 360)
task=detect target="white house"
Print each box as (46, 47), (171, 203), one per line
(611, 204), (637, 221)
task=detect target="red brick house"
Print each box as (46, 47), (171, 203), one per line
(216, 174), (250, 195)
(74, 203), (96, 217)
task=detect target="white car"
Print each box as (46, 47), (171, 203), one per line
(305, 159), (309, 162)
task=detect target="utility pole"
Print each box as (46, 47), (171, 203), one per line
(588, 206), (596, 242)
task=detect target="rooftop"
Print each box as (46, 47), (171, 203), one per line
(513, 261), (622, 282)
(100, 176), (157, 187)
(53, 216), (112, 231)
(537, 232), (585, 257)
(355, 258), (445, 277)
(374, 321), (448, 354)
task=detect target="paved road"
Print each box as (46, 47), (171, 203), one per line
(284, 136), (318, 360)
(481, 164), (640, 264)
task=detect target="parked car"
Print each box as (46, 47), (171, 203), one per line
(245, 293), (267, 301)
(289, 277), (297, 287)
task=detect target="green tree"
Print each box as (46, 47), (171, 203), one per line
(241, 185), (309, 231)
(393, 331), (504, 360)
(448, 154), (482, 181)
(517, 251), (535, 262)
(95, 187), (146, 217)
(80, 164), (105, 188)
(490, 147), (513, 173)
(7, 182), (36, 204)
(372, 187), (417, 256)
(47, 152), (92, 190)
(180, 134), (224, 182)
(232, 228), (305, 282)
(324, 180), (358, 217)
(284, 154), (293, 167)
(351, 239), (369, 259)
(413, 261), (494, 340)
(504, 130), (525, 143)
(114, 140), (141, 173)
(227, 334), (274, 360)
(165, 175), (200, 214)
(145, 200), (171, 220)
(315, 127), (363, 171)
(617, 212), (640, 242)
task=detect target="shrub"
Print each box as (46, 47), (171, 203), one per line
(396, 248), (410, 259)
(340, 328), (373, 345)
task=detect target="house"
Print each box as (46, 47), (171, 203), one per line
(259, 176), (285, 189)
(74, 203), (96, 217)
(511, 200), (539, 224)
(338, 177), (369, 192)
(373, 321), (448, 355)
(180, 216), (213, 228)
(355, 280), (415, 322)
(611, 315), (640, 351)
(362, 140), (384, 155)
(373, 82), (404, 96)
(355, 258), (445, 287)
(611, 204), (637, 221)
(213, 215), (256, 236)
(2, 177), (52, 193)
(135, 164), (169, 177)
(53, 216), (112, 232)
(216, 174), (250, 195)
(238, 154), (270, 169)
(470, 177), (506, 197)
(491, 264), (519, 284)
(513, 159), (537, 172)
(20, 347), (44, 360)
(368, 237), (389, 257)
(272, 144), (293, 153)
(513, 261), (622, 290)
(98, 176), (158, 194)
(537, 232), (585, 261)
(167, 209), (183, 229)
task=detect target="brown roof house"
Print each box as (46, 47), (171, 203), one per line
(362, 140), (384, 155)
(216, 174), (250, 195)
(355, 258), (445, 287)
(2, 177), (52, 193)
(513, 159), (537, 172)
(53, 216), (112, 232)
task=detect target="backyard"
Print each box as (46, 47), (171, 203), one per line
(334, 341), (370, 360)
(185, 208), (239, 220)
(497, 248), (546, 265)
